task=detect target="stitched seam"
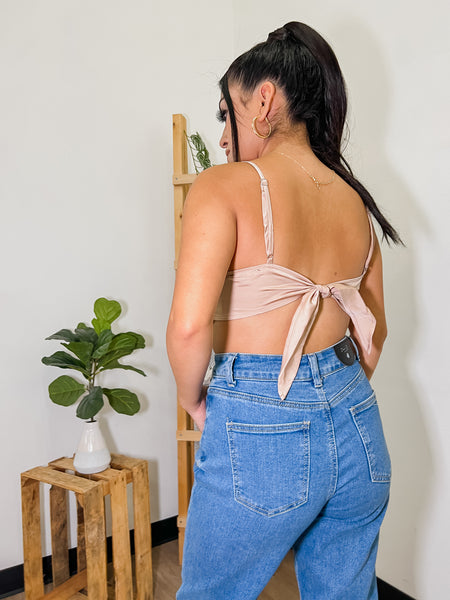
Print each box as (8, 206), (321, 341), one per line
(228, 421), (309, 434)
(321, 364), (347, 379)
(212, 374), (313, 383)
(350, 393), (377, 414)
(328, 366), (365, 407)
(226, 421), (240, 507)
(324, 403), (338, 500)
(226, 421), (311, 517)
(209, 385), (327, 409)
(350, 414), (391, 482)
(349, 394), (391, 482)
(212, 365), (349, 383)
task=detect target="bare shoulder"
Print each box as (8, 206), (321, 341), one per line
(182, 164), (249, 227)
(187, 162), (258, 204)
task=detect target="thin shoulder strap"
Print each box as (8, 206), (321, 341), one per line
(364, 209), (375, 271)
(245, 161), (274, 263)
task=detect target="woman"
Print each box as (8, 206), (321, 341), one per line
(167, 21), (401, 600)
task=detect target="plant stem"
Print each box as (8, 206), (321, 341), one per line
(89, 360), (97, 391)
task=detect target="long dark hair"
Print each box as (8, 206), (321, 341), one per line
(219, 22), (402, 245)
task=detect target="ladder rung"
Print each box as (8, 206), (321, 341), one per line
(176, 429), (202, 442)
(173, 173), (197, 185)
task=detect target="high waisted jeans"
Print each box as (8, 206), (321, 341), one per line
(177, 338), (391, 600)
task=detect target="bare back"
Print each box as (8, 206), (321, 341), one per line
(213, 154), (373, 355)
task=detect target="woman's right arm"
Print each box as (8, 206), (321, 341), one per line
(166, 167), (236, 429)
(349, 234), (388, 379)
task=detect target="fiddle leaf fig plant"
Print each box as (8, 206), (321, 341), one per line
(42, 297), (146, 420)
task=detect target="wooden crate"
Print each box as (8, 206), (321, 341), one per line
(21, 454), (153, 600)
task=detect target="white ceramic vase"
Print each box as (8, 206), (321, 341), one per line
(73, 419), (111, 474)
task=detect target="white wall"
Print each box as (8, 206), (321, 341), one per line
(1, 2), (449, 599)
(0, 0), (232, 571)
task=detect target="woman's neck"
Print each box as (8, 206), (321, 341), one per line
(258, 122), (313, 158)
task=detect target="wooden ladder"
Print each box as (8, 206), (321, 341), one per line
(172, 114), (202, 564)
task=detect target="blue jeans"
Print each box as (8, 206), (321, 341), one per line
(177, 338), (391, 600)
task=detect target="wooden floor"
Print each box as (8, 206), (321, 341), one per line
(9, 539), (300, 599)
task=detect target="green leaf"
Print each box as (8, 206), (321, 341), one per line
(45, 329), (78, 342)
(186, 131), (212, 173)
(92, 342), (112, 359)
(109, 332), (145, 352)
(42, 351), (89, 376)
(99, 360), (146, 376)
(97, 329), (114, 347)
(110, 332), (139, 353)
(93, 298), (121, 327)
(92, 318), (111, 335)
(96, 350), (129, 369)
(104, 388), (140, 415)
(74, 326), (98, 346)
(49, 376), (86, 406)
(77, 322), (88, 329)
(61, 341), (94, 366)
(96, 332), (144, 368)
(92, 329), (113, 359)
(92, 344), (112, 360)
(76, 386), (104, 419)
(127, 332), (145, 349)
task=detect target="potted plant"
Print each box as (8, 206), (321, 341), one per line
(42, 297), (146, 473)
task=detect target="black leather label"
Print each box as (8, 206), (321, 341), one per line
(334, 338), (356, 365)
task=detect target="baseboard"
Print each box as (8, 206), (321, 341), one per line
(377, 578), (416, 599)
(0, 515), (177, 598)
(0, 516), (415, 600)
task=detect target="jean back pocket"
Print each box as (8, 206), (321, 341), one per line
(226, 421), (310, 517)
(349, 394), (391, 483)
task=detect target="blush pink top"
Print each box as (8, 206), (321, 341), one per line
(214, 161), (376, 400)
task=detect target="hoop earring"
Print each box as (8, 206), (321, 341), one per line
(252, 116), (272, 139)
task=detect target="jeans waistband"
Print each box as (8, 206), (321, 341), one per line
(213, 336), (359, 386)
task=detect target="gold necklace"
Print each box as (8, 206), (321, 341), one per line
(275, 151), (335, 190)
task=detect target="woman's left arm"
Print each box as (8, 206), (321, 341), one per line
(349, 233), (388, 380)
(166, 168), (236, 430)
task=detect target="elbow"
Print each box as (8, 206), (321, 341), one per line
(166, 312), (212, 346)
(368, 321), (387, 364)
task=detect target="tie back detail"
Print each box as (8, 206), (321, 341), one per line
(214, 161), (376, 400)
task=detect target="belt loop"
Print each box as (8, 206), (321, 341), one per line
(225, 353), (237, 387)
(307, 353), (323, 388)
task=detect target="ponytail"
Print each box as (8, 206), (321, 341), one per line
(220, 21), (402, 245)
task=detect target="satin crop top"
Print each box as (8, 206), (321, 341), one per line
(214, 161), (376, 400)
